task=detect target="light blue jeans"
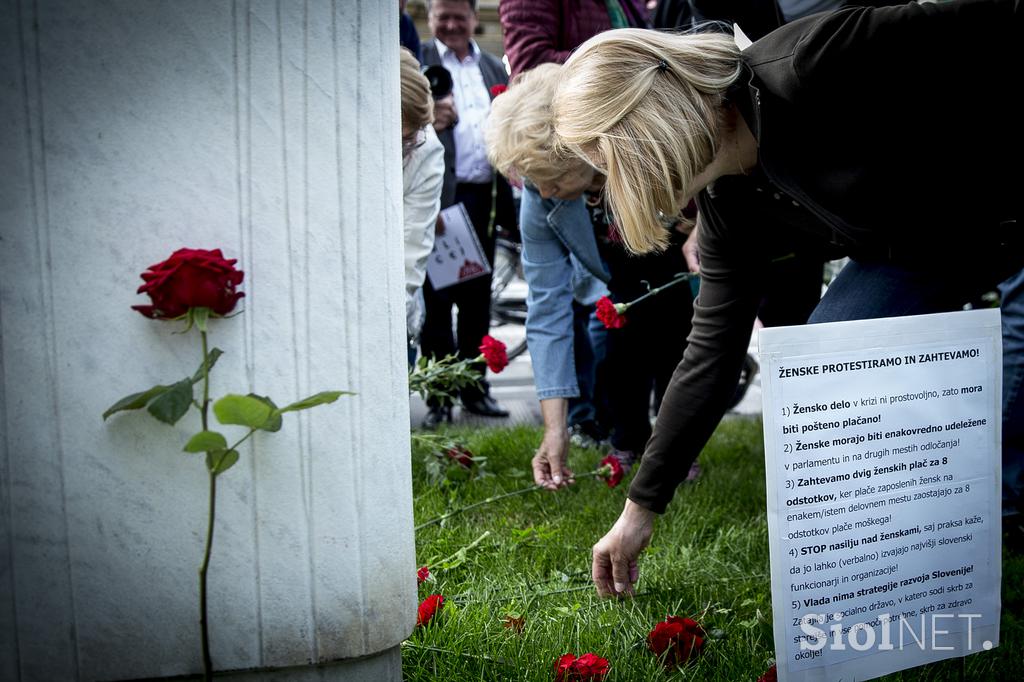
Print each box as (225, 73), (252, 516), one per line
(809, 260), (1024, 516)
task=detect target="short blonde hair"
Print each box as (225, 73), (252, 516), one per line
(400, 48), (433, 130)
(553, 29), (742, 253)
(485, 63), (591, 186)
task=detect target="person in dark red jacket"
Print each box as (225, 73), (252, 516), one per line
(499, 0), (650, 77)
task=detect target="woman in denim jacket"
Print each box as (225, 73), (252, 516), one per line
(487, 64), (695, 487)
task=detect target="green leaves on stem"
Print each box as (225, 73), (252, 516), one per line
(102, 348), (224, 424)
(408, 353), (485, 402)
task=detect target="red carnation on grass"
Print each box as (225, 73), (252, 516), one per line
(648, 616), (706, 667)
(417, 566), (430, 584)
(479, 335), (508, 373)
(595, 296), (626, 329)
(417, 594), (444, 627)
(446, 444), (475, 468)
(597, 454), (624, 488)
(490, 84), (508, 97)
(757, 664), (778, 682)
(132, 248), (244, 319)
(555, 652), (610, 681)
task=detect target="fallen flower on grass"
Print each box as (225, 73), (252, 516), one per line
(417, 566), (430, 584)
(415, 460), (624, 531)
(757, 664), (777, 682)
(502, 614), (525, 633)
(446, 444), (475, 469)
(417, 594), (444, 627)
(597, 454), (624, 488)
(648, 616), (705, 667)
(555, 652), (610, 681)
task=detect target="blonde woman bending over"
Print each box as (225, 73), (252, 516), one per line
(552, 0), (1021, 599)
(487, 64), (695, 496)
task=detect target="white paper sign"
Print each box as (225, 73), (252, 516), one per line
(760, 310), (1002, 682)
(426, 202), (491, 290)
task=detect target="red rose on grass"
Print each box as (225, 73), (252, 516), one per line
(648, 616), (705, 667)
(757, 664), (777, 682)
(132, 248), (244, 319)
(479, 335), (508, 373)
(417, 566), (430, 584)
(595, 296), (626, 329)
(446, 444), (475, 468)
(417, 594), (444, 626)
(598, 454), (624, 488)
(555, 652), (610, 681)
(490, 84), (508, 97)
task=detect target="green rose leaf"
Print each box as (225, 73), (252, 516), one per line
(276, 390), (352, 414)
(206, 449), (240, 475)
(213, 394), (273, 428)
(183, 431), (228, 453)
(102, 384), (171, 420)
(147, 379), (195, 425)
(248, 394), (283, 432)
(190, 347), (224, 384)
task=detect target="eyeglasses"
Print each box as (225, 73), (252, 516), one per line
(402, 127), (427, 157)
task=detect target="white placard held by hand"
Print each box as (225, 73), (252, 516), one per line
(426, 203), (491, 291)
(759, 309), (1002, 682)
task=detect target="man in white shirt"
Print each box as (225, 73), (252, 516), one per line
(420, 0), (516, 428)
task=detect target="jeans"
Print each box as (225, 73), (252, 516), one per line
(810, 260), (1024, 516)
(1000, 268), (1024, 515)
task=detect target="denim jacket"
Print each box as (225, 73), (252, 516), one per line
(520, 184), (609, 400)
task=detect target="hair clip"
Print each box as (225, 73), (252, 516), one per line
(657, 59), (669, 73)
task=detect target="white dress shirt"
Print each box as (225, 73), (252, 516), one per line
(434, 38), (493, 184)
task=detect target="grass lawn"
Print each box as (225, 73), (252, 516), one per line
(406, 417), (1023, 681)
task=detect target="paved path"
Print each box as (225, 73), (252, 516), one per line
(410, 280), (763, 429)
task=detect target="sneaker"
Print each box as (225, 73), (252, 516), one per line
(608, 448), (639, 474)
(569, 420), (608, 449)
(685, 459), (702, 483)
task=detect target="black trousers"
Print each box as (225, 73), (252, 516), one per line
(420, 181), (496, 405)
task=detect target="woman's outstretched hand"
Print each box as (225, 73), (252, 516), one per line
(592, 499), (656, 597)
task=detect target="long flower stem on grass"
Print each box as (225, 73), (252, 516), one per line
(415, 471), (604, 531)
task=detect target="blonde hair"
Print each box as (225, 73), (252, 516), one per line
(399, 48), (433, 130)
(553, 29), (742, 253)
(485, 63), (591, 185)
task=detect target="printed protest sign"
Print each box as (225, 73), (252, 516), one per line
(426, 203), (491, 290)
(760, 309), (1002, 682)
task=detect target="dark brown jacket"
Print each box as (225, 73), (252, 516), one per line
(629, 0), (1021, 513)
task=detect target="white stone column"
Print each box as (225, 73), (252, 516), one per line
(0, 1), (414, 680)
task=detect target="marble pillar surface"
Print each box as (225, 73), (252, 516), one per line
(0, 1), (414, 679)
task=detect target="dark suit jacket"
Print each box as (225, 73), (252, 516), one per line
(421, 39), (516, 234)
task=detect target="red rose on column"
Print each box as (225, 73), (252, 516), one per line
(647, 616), (706, 667)
(132, 248), (245, 319)
(416, 594), (445, 626)
(478, 335), (508, 373)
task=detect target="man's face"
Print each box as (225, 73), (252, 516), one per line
(429, 0), (477, 58)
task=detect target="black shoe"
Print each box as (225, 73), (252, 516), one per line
(461, 394), (509, 418)
(422, 404), (452, 430)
